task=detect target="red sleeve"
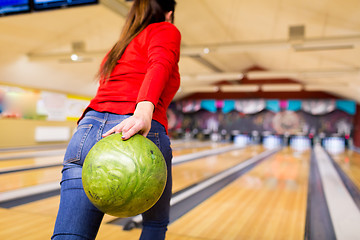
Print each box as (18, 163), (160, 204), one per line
(136, 22), (181, 107)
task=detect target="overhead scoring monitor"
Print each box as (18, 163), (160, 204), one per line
(33, 0), (98, 10)
(0, 0), (31, 15)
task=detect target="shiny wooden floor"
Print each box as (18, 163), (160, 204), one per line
(330, 149), (360, 190)
(168, 148), (310, 240)
(0, 141), (228, 192)
(0, 141), (359, 239)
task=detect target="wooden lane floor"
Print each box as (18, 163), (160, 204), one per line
(329, 149), (360, 190)
(0, 141), (227, 172)
(172, 142), (231, 156)
(0, 139), (201, 161)
(0, 166), (62, 192)
(0, 145), (66, 160)
(9, 145), (265, 217)
(0, 147), (65, 172)
(0, 141), (230, 193)
(0, 141), (224, 161)
(0, 155), (63, 173)
(167, 148), (310, 240)
(8, 145), (264, 218)
(172, 145), (264, 192)
(1, 144), (266, 239)
(170, 139), (213, 149)
(0, 208), (200, 240)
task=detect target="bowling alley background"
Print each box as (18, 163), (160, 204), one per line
(2, 1), (360, 239)
(1, 0), (360, 154)
(0, 84), (87, 147)
(0, 81), (357, 152)
(167, 99), (354, 137)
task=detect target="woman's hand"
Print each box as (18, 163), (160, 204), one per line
(102, 101), (154, 140)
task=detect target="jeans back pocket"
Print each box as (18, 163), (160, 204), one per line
(64, 124), (93, 166)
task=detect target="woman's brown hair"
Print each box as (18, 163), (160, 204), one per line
(98, 0), (176, 82)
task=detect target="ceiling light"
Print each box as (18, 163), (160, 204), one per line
(221, 85), (259, 92)
(247, 71), (298, 79)
(304, 84), (349, 91)
(246, 69), (360, 80)
(181, 86), (219, 93)
(180, 34), (360, 57)
(195, 72), (243, 81)
(71, 54), (79, 61)
(261, 84), (302, 92)
(181, 72), (243, 83)
(203, 48), (210, 54)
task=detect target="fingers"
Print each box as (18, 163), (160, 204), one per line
(121, 116), (151, 140)
(102, 128), (114, 138)
(102, 116), (151, 140)
(121, 127), (138, 140)
(139, 129), (150, 138)
(102, 126), (122, 138)
(102, 120), (127, 138)
(120, 121), (138, 140)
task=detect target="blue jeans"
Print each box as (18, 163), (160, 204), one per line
(52, 110), (173, 240)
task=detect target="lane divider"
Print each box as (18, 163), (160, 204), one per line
(314, 144), (360, 240)
(0, 163), (62, 174)
(305, 148), (336, 240)
(0, 182), (60, 204)
(0, 144), (67, 153)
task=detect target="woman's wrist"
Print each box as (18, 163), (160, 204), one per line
(134, 101), (154, 120)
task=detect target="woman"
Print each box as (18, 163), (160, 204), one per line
(51, 0), (180, 239)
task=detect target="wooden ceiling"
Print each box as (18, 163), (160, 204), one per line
(0, 0), (359, 102)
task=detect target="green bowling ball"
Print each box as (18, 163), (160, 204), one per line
(82, 133), (167, 218)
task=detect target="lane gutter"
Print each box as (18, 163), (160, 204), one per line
(308, 145), (360, 240)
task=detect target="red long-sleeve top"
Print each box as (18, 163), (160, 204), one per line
(86, 22), (181, 132)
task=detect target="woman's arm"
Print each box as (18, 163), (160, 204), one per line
(102, 23), (181, 140)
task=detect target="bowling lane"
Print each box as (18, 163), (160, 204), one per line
(0, 146), (66, 161)
(172, 142), (231, 156)
(0, 208), (145, 240)
(11, 145), (264, 218)
(11, 195), (60, 216)
(0, 140), (227, 192)
(0, 207), (203, 240)
(0, 155), (63, 173)
(330, 149), (360, 189)
(0, 166), (62, 192)
(5, 143), (265, 238)
(172, 145), (264, 192)
(170, 139), (211, 149)
(168, 148), (310, 240)
(0, 140), (225, 172)
(0, 144), (284, 240)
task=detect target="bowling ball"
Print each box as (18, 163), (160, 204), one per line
(82, 133), (167, 218)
